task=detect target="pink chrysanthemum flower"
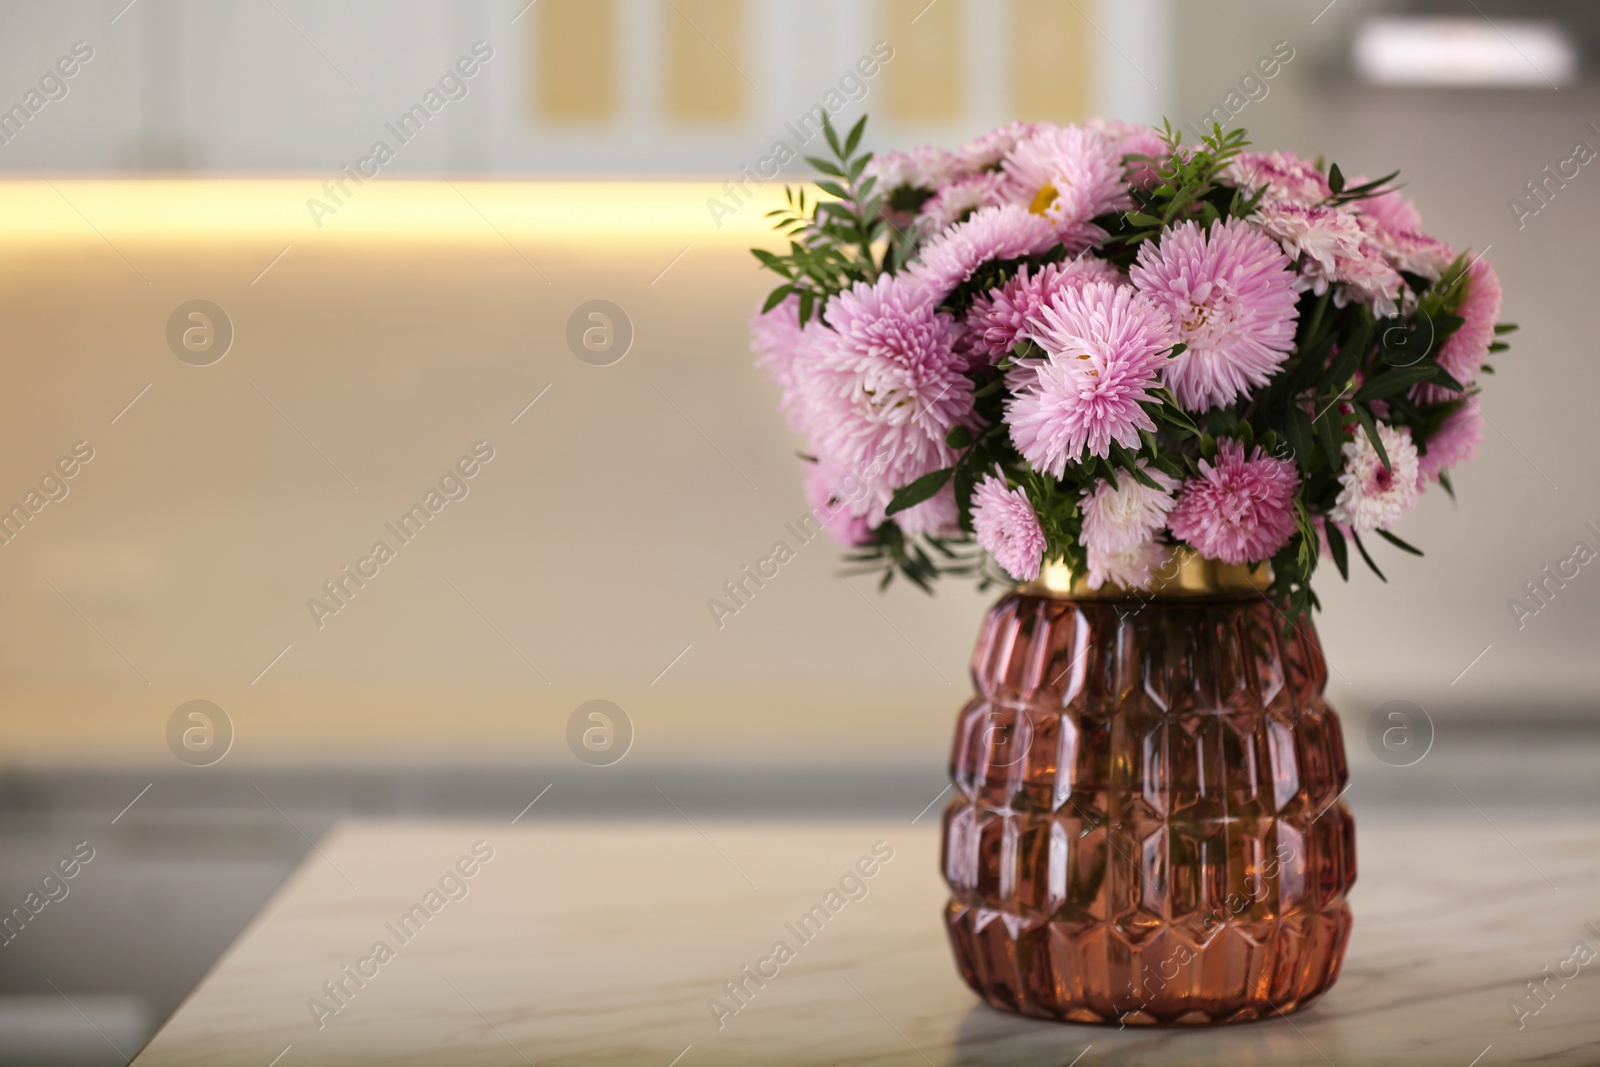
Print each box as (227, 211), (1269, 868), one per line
(899, 483), (963, 538)
(1224, 150), (1332, 207)
(907, 204), (1059, 299)
(1001, 125), (1131, 252)
(1085, 540), (1167, 591)
(1359, 217), (1456, 283)
(1249, 202), (1363, 289)
(863, 145), (960, 192)
(1167, 439), (1301, 564)
(805, 462), (875, 546)
(1130, 218), (1300, 412)
(1352, 177), (1423, 233)
(1414, 257), (1502, 404)
(1332, 240), (1407, 318)
(1006, 281), (1177, 474)
(796, 275), (972, 526)
(751, 294), (821, 434)
(919, 171), (1009, 233)
(959, 121), (1040, 173)
(962, 257), (1122, 362)
(1079, 463), (1178, 554)
(1345, 176), (1453, 280)
(1087, 117), (1168, 189)
(1418, 402), (1484, 483)
(1248, 202), (1404, 316)
(1330, 422), (1421, 533)
(972, 474), (1046, 581)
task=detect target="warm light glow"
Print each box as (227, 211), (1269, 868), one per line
(1353, 16), (1578, 88)
(0, 179), (795, 244)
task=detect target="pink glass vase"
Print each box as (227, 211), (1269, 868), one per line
(941, 575), (1356, 1025)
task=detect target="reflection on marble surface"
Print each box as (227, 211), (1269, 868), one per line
(131, 817), (1599, 1065)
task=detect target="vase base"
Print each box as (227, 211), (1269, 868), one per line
(944, 897), (1350, 1027)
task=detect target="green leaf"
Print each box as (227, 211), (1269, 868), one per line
(1352, 363), (1438, 402)
(843, 114), (868, 157)
(821, 111), (842, 157)
(1315, 408), (1340, 468)
(946, 425), (973, 449)
(1351, 531), (1387, 582)
(885, 466), (954, 516)
(1438, 469), (1456, 501)
(760, 285), (794, 313)
(1375, 528), (1424, 556)
(1324, 521), (1350, 581)
(1351, 406), (1390, 470)
(1328, 162), (1345, 194)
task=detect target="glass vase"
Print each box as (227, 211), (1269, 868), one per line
(941, 558), (1356, 1025)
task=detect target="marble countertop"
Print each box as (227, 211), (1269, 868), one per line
(130, 816), (1600, 1066)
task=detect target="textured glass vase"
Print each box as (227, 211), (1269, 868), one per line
(941, 572), (1355, 1026)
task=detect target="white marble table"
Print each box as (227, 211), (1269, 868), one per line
(130, 817), (1600, 1065)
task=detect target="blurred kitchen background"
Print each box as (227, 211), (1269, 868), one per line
(0, 0), (1596, 1061)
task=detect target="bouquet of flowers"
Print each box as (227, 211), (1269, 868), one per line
(748, 116), (1510, 617)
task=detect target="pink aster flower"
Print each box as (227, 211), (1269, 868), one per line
(1225, 151), (1332, 207)
(1332, 239), (1407, 318)
(1006, 281), (1177, 474)
(918, 171), (1008, 232)
(1087, 117), (1168, 188)
(1085, 540), (1167, 591)
(1167, 439), (1301, 564)
(962, 257), (1122, 362)
(907, 204), (1059, 299)
(898, 482), (963, 539)
(1418, 402), (1484, 483)
(751, 293), (822, 434)
(959, 121), (1040, 173)
(972, 474), (1046, 581)
(1130, 218), (1300, 412)
(1079, 463), (1178, 554)
(1248, 202), (1404, 316)
(805, 462), (874, 546)
(864, 145), (960, 192)
(1414, 257), (1502, 405)
(1249, 202), (1363, 289)
(1001, 125), (1131, 252)
(1330, 422), (1421, 533)
(1358, 217), (1456, 283)
(1352, 178), (1423, 233)
(796, 274), (971, 526)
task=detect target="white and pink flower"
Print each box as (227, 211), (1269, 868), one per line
(1330, 423), (1421, 533)
(1080, 463), (1178, 554)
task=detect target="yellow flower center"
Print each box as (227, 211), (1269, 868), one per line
(1029, 183), (1059, 215)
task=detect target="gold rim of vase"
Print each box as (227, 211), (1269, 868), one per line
(1017, 547), (1274, 599)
